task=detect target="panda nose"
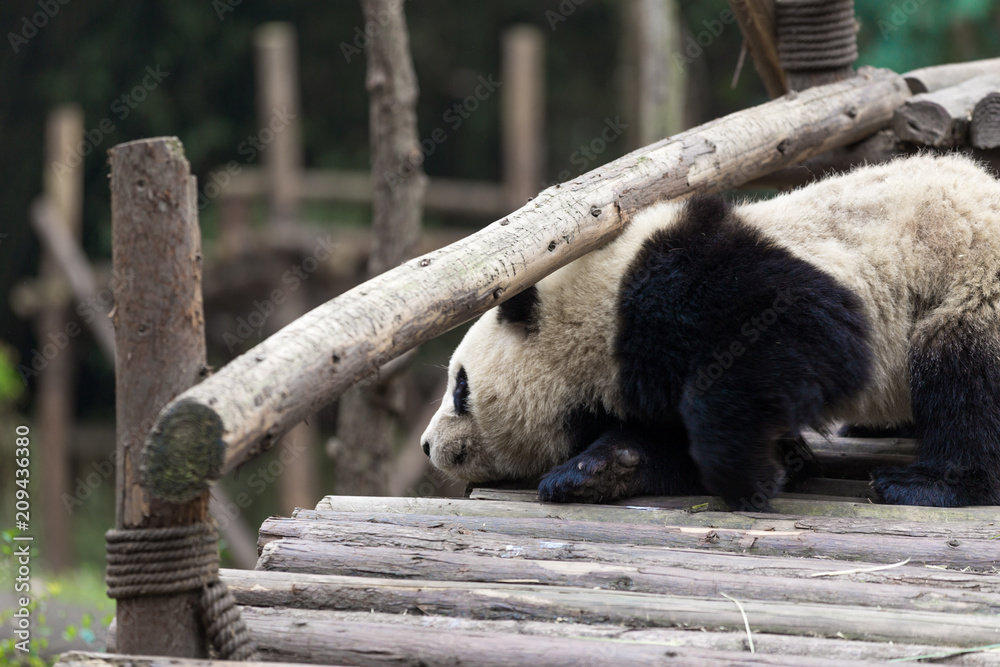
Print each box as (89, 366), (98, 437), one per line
(421, 441), (430, 457)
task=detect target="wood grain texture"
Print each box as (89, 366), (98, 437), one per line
(221, 568), (1000, 647)
(109, 137), (210, 657)
(142, 68), (910, 503)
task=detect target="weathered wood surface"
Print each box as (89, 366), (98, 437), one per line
(972, 91), (1000, 148)
(243, 608), (1000, 666)
(312, 493), (1000, 524)
(904, 57), (1000, 93)
(893, 73), (1000, 147)
(108, 137), (210, 657)
(273, 507), (1000, 570)
(255, 539), (999, 614)
(54, 653), (340, 667)
(728, 0), (788, 98)
(222, 568), (1000, 648)
(140, 68), (910, 504)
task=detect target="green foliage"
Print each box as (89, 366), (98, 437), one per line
(0, 343), (23, 407)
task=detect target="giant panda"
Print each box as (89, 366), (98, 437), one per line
(420, 154), (1000, 509)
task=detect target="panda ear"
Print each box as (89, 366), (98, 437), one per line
(497, 285), (540, 336)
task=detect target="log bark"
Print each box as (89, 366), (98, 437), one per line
(334, 0), (427, 497)
(904, 57), (1000, 94)
(259, 515), (1000, 590)
(109, 137), (210, 657)
(141, 68), (910, 504)
(893, 74), (1000, 147)
(971, 92), (1000, 149)
(222, 568), (1000, 647)
(728, 0), (789, 98)
(283, 507), (1000, 571)
(36, 106), (83, 572)
(240, 608), (1000, 667)
(254, 538), (998, 614)
(311, 491), (1000, 527)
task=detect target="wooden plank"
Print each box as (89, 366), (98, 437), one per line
(222, 568), (1000, 647)
(255, 538), (1000, 614)
(314, 493), (1000, 524)
(55, 652), (340, 667)
(904, 57), (1000, 93)
(141, 69), (911, 504)
(272, 511), (1000, 570)
(241, 608), (1000, 666)
(260, 514), (1000, 585)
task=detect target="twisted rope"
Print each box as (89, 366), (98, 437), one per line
(106, 522), (258, 660)
(776, 0), (858, 71)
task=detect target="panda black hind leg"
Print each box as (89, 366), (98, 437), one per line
(871, 313), (1000, 506)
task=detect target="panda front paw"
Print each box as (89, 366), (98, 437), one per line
(870, 464), (967, 507)
(538, 446), (641, 504)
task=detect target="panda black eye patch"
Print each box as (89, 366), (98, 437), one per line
(453, 367), (470, 415)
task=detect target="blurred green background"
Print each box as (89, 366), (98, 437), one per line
(0, 0), (998, 661)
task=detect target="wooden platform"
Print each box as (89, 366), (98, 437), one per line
(61, 436), (1000, 666)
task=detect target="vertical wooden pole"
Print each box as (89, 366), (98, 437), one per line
(253, 21), (317, 513)
(728, 0), (789, 99)
(36, 105), (83, 572)
(254, 22), (303, 230)
(501, 25), (545, 211)
(110, 137), (209, 657)
(334, 0), (427, 496)
(623, 0), (687, 148)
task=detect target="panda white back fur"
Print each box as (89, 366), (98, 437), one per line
(421, 154), (1000, 508)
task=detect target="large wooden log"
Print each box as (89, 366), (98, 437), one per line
(222, 568), (1000, 647)
(240, 608), (1000, 666)
(893, 74), (1000, 147)
(904, 57), (1000, 94)
(142, 69), (910, 503)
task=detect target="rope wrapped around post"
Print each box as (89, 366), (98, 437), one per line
(776, 0), (858, 71)
(105, 522), (258, 660)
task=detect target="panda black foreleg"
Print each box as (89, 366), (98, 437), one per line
(871, 327), (1000, 506)
(537, 423), (704, 503)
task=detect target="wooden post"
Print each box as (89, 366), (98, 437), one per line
(36, 106), (83, 572)
(625, 0), (687, 146)
(728, 0), (789, 98)
(501, 25), (545, 210)
(141, 69), (910, 504)
(254, 21), (317, 512)
(253, 22), (302, 229)
(334, 0), (428, 497)
(109, 137), (210, 656)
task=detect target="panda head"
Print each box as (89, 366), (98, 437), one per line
(420, 283), (586, 484)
